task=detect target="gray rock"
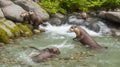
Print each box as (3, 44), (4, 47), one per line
(88, 21), (111, 35)
(0, 8), (4, 18)
(49, 18), (62, 26)
(111, 29), (120, 36)
(68, 16), (84, 25)
(51, 13), (65, 19)
(0, 0), (13, 7)
(99, 11), (120, 24)
(14, 0), (49, 21)
(0, 0), (26, 21)
(105, 12), (120, 23)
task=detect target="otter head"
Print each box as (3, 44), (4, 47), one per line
(70, 25), (81, 36)
(81, 12), (87, 20)
(20, 12), (29, 18)
(28, 10), (34, 15)
(49, 47), (60, 55)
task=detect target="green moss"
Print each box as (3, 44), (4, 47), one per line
(17, 23), (33, 37)
(1, 19), (21, 38)
(0, 22), (14, 38)
(0, 28), (10, 43)
(13, 26), (21, 37)
(24, 23), (34, 31)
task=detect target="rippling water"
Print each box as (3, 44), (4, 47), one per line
(0, 23), (120, 67)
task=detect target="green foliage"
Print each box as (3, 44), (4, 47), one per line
(17, 23), (33, 37)
(39, 0), (120, 13)
(59, 0), (88, 12)
(39, 0), (66, 14)
(101, 0), (120, 10)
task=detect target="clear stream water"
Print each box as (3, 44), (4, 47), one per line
(0, 23), (120, 67)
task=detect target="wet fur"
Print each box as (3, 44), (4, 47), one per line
(30, 47), (60, 62)
(28, 11), (43, 29)
(70, 25), (105, 49)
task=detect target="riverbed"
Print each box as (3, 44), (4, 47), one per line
(0, 24), (120, 67)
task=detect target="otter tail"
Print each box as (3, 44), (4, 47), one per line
(30, 46), (41, 52)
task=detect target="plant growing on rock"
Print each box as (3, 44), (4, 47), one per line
(0, 28), (10, 43)
(17, 23), (33, 37)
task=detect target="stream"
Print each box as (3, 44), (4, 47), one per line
(0, 23), (120, 67)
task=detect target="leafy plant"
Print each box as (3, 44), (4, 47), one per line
(39, 0), (120, 13)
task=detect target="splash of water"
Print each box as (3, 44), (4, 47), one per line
(40, 22), (101, 36)
(48, 40), (74, 49)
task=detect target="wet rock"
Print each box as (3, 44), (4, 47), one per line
(88, 21), (111, 34)
(33, 29), (40, 34)
(98, 11), (106, 19)
(68, 16), (84, 25)
(14, 0), (49, 21)
(111, 29), (120, 37)
(98, 11), (120, 24)
(51, 13), (65, 19)
(48, 17), (62, 26)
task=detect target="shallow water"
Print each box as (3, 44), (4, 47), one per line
(0, 24), (120, 67)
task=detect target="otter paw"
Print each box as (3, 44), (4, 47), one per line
(73, 38), (79, 42)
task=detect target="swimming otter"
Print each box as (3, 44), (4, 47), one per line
(69, 25), (106, 49)
(30, 47), (60, 62)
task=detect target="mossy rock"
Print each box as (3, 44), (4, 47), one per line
(0, 28), (10, 43)
(24, 23), (34, 31)
(0, 22), (14, 38)
(17, 23), (33, 37)
(2, 20), (21, 37)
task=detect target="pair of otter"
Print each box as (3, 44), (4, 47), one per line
(69, 25), (107, 49)
(30, 47), (60, 63)
(20, 11), (43, 29)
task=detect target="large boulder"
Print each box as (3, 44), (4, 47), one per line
(0, 0), (26, 22)
(98, 11), (120, 24)
(14, 0), (49, 21)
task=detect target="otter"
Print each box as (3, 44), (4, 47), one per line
(30, 47), (60, 63)
(81, 12), (88, 20)
(20, 12), (31, 24)
(28, 11), (43, 29)
(69, 25), (106, 49)
(20, 11), (43, 29)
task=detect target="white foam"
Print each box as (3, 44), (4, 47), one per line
(40, 22), (101, 37)
(48, 40), (74, 49)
